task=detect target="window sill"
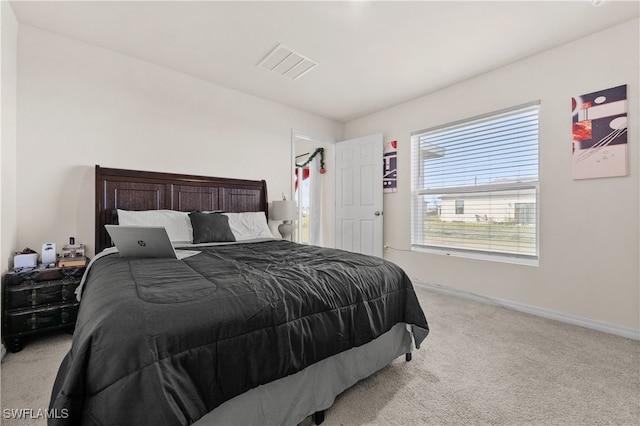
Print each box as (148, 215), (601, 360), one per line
(411, 245), (539, 267)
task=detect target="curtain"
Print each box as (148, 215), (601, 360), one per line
(308, 156), (323, 246)
(294, 168), (310, 191)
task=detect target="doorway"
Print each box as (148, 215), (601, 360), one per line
(291, 131), (384, 256)
(291, 131), (335, 247)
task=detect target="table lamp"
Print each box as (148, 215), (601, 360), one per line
(271, 199), (297, 240)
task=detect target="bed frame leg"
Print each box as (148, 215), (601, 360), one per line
(405, 352), (412, 362)
(313, 410), (325, 425)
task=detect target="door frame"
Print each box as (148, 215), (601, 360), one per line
(291, 129), (336, 247)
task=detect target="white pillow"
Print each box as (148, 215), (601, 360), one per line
(116, 209), (193, 243)
(223, 212), (274, 241)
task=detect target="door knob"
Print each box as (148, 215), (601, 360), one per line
(374, 211), (382, 216)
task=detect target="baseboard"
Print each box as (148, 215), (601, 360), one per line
(414, 281), (640, 341)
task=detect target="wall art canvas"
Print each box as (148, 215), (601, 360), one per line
(572, 84), (628, 179)
(383, 140), (397, 193)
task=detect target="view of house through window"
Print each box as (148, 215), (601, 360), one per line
(411, 102), (540, 260)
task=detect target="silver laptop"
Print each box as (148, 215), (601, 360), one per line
(105, 225), (177, 259)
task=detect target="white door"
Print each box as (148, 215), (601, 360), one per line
(335, 134), (384, 257)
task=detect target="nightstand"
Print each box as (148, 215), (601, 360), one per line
(1, 264), (86, 352)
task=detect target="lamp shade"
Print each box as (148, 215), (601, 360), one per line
(271, 200), (297, 220)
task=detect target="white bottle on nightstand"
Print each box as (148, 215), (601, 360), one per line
(41, 243), (57, 265)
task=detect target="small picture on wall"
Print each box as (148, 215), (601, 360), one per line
(572, 84), (628, 179)
(383, 140), (397, 193)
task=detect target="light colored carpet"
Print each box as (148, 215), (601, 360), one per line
(321, 286), (640, 425)
(1, 330), (71, 426)
(2, 286), (639, 425)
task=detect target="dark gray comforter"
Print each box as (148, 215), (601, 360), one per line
(49, 240), (429, 425)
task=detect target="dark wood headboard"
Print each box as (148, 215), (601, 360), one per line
(95, 165), (268, 253)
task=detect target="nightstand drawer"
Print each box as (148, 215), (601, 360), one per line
(6, 280), (80, 309)
(3, 266), (85, 286)
(5, 303), (79, 334)
(61, 281), (80, 301)
(2, 264), (86, 352)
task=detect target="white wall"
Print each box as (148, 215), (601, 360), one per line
(8, 13), (639, 336)
(16, 25), (342, 257)
(1, 1), (18, 271)
(345, 19), (640, 334)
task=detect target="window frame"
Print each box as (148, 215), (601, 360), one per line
(411, 101), (540, 265)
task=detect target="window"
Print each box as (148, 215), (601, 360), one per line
(411, 102), (540, 262)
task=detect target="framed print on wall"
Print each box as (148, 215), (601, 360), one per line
(572, 84), (628, 179)
(383, 140), (397, 193)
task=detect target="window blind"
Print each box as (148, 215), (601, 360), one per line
(411, 102), (540, 260)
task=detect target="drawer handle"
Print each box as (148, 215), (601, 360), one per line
(27, 313), (38, 329)
(31, 289), (38, 305)
(61, 311), (70, 323)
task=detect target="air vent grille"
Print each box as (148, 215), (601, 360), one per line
(258, 44), (318, 80)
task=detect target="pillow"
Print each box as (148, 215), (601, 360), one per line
(117, 209), (193, 243)
(188, 212), (236, 243)
(224, 212), (274, 241)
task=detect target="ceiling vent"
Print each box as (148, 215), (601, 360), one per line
(258, 44), (318, 80)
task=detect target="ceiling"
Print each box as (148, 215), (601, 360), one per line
(9, 0), (640, 123)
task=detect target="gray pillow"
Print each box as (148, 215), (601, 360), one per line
(188, 212), (236, 243)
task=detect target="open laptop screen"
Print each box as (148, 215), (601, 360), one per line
(105, 225), (177, 259)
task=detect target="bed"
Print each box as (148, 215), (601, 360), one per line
(49, 165), (429, 426)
